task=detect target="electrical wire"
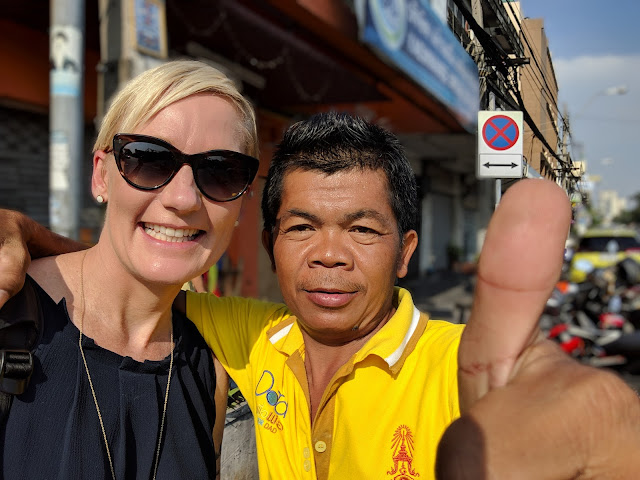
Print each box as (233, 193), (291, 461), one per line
(502, 1), (570, 129)
(504, 2), (558, 100)
(449, 0), (572, 174)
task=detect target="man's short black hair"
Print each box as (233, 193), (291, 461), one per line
(261, 111), (418, 237)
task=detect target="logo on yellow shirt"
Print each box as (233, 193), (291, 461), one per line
(256, 403), (284, 433)
(387, 424), (419, 479)
(255, 370), (289, 433)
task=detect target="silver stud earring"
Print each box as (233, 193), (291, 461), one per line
(96, 195), (105, 204)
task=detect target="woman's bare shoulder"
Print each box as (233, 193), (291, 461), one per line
(28, 253), (77, 303)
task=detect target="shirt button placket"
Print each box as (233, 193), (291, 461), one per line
(303, 447), (311, 472)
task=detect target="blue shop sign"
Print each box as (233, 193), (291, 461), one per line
(356, 0), (479, 131)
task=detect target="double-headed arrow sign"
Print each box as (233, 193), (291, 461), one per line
(477, 111), (524, 179)
(483, 161), (519, 169)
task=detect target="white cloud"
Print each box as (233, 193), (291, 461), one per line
(554, 55), (639, 117)
(551, 54), (640, 200)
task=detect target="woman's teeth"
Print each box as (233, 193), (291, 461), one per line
(144, 224), (200, 242)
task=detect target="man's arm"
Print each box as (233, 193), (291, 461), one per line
(436, 179), (640, 479)
(0, 209), (87, 307)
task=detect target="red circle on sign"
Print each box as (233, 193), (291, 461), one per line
(482, 115), (520, 151)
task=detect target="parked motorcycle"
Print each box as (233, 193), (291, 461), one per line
(541, 257), (640, 373)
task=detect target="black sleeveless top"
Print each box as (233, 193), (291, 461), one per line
(1, 276), (217, 479)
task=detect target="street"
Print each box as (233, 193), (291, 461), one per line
(401, 271), (640, 394)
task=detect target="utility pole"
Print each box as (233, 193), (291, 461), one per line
(488, 91), (503, 209)
(471, 0), (501, 209)
(559, 104), (571, 193)
(97, 0), (125, 121)
(470, 0), (494, 245)
(49, 0), (86, 239)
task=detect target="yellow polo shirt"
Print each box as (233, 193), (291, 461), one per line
(187, 287), (463, 480)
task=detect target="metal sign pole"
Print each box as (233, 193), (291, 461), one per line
(491, 92), (500, 209)
(477, 108), (523, 209)
(49, 0), (86, 239)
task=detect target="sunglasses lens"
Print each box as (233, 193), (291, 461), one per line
(197, 154), (255, 201)
(114, 135), (258, 201)
(118, 141), (175, 188)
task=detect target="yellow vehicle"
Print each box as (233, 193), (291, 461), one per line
(568, 227), (640, 283)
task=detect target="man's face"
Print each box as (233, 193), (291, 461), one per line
(268, 168), (418, 345)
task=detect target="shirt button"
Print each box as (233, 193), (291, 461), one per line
(303, 447), (310, 458)
(303, 459), (311, 471)
(314, 440), (327, 453)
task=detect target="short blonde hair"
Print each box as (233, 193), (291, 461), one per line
(93, 60), (258, 157)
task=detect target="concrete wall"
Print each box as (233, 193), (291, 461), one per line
(221, 403), (259, 480)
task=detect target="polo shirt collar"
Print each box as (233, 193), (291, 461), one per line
(265, 287), (427, 373)
(266, 317), (303, 357)
(353, 287), (426, 372)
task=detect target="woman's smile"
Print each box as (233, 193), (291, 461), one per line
(143, 222), (202, 242)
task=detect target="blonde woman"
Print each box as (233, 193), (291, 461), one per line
(1, 60), (259, 479)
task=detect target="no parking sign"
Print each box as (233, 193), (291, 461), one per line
(477, 111), (523, 179)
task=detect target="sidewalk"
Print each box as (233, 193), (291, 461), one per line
(398, 270), (475, 324)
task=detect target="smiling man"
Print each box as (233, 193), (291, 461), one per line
(187, 112), (462, 479)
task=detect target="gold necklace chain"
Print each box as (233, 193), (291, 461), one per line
(78, 250), (173, 480)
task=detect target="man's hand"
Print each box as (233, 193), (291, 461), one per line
(0, 210), (31, 308)
(0, 209), (87, 309)
(436, 179), (640, 479)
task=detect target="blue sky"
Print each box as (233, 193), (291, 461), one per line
(517, 0), (639, 203)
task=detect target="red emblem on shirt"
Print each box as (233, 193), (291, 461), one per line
(387, 424), (420, 479)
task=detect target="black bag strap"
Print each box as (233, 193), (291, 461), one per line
(0, 276), (43, 426)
